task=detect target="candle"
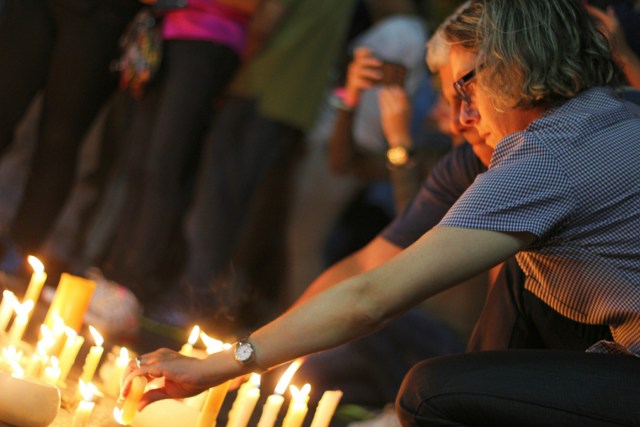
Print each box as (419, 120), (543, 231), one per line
(24, 255), (47, 305)
(26, 340), (50, 379)
(1, 346), (24, 378)
(72, 380), (98, 427)
(8, 300), (34, 345)
(226, 373), (261, 427)
(42, 355), (61, 386)
(0, 370), (61, 427)
(281, 384), (311, 427)
(80, 325), (104, 382)
(105, 346), (130, 397)
(180, 325), (201, 357)
(196, 380), (232, 427)
(256, 359), (303, 427)
(57, 327), (85, 386)
(44, 273), (96, 332)
(0, 290), (17, 331)
(114, 375), (148, 425)
(309, 390), (343, 427)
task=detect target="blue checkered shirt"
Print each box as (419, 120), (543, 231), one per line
(440, 87), (640, 356)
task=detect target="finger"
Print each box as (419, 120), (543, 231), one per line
(138, 387), (171, 411)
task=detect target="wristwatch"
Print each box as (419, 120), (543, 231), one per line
(386, 145), (414, 167)
(233, 337), (265, 373)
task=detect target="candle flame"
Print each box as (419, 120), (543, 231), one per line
(14, 300), (34, 317)
(79, 379), (98, 402)
(27, 255), (44, 273)
(38, 325), (55, 354)
(2, 290), (17, 304)
(289, 383), (311, 401)
(89, 325), (104, 347)
(9, 359), (24, 379)
(249, 372), (261, 387)
(48, 355), (60, 369)
(187, 325), (200, 345)
(274, 359), (303, 395)
(113, 407), (125, 425)
(64, 326), (77, 339)
(200, 331), (225, 354)
(52, 314), (66, 334)
(2, 345), (23, 364)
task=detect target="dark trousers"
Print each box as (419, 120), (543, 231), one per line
(396, 259), (638, 426)
(182, 96), (304, 329)
(102, 40), (239, 295)
(0, 0), (139, 253)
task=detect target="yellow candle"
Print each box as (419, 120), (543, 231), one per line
(256, 359), (303, 427)
(281, 384), (311, 427)
(180, 325), (201, 357)
(57, 327), (85, 386)
(24, 255), (47, 305)
(1, 345), (24, 377)
(114, 375), (148, 425)
(105, 346), (130, 397)
(226, 373), (260, 427)
(26, 342), (49, 379)
(48, 314), (68, 357)
(72, 380), (98, 427)
(80, 325), (104, 382)
(0, 290), (17, 331)
(42, 356), (61, 386)
(196, 380), (232, 427)
(9, 300), (34, 345)
(44, 273), (96, 332)
(309, 390), (343, 427)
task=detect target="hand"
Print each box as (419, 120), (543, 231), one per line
(344, 47), (383, 107)
(584, 4), (632, 58)
(379, 86), (412, 147)
(120, 348), (214, 410)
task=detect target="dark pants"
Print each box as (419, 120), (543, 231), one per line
(0, 0), (139, 253)
(102, 40), (239, 295)
(396, 259), (638, 426)
(181, 96), (304, 330)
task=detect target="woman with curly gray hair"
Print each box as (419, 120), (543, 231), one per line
(121, 1), (639, 425)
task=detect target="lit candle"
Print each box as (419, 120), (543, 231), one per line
(72, 380), (97, 427)
(44, 273), (96, 332)
(80, 325), (104, 383)
(281, 384), (311, 427)
(114, 375), (148, 425)
(0, 290), (17, 332)
(256, 359), (303, 427)
(48, 314), (68, 357)
(57, 327), (84, 386)
(8, 300), (34, 345)
(42, 355), (61, 386)
(24, 255), (47, 305)
(1, 346), (24, 377)
(226, 373), (261, 427)
(309, 390), (343, 427)
(105, 346), (131, 398)
(26, 339), (50, 379)
(180, 325), (201, 357)
(196, 333), (232, 427)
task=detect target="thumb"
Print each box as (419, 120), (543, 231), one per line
(138, 387), (171, 411)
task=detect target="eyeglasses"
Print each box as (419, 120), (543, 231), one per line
(453, 69), (476, 105)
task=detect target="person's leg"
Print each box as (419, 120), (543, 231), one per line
(9, 0), (136, 254)
(116, 40), (239, 289)
(397, 350), (640, 427)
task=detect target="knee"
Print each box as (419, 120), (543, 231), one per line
(395, 356), (460, 426)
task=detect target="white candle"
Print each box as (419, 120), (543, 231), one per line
(42, 356), (61, 386)
(226, 373), (261, 427)
(105, 346), (130, 397)
(180, 325), (201, 357)
(256, 359), (303, 427)
(72, 380), (97, 427)
(80, 325), (104, 383)
(57, 327), (84, 386)
(309, 390), (343, 427)
(9, 300), (34, 345)
(281, 384), (311, 427)
(24, 255), (47, 305)
(0, 290), (17, 331)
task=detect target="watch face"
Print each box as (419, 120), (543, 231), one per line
(235, 341), (254, 363)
